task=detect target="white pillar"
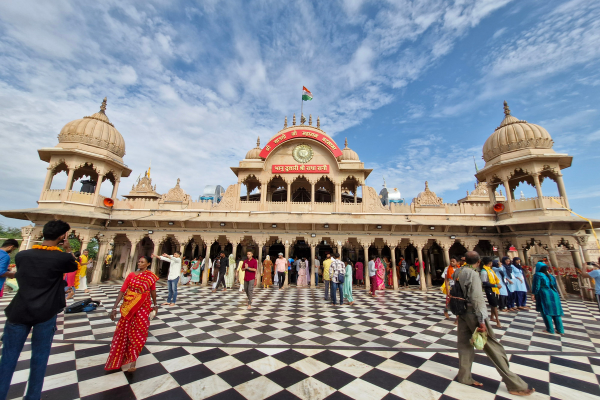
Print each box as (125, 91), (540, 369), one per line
(363, 245), (370, 291)
(391, 246), (398, 290)
(310, 243), (316, 288)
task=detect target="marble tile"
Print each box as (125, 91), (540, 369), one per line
(508, 362), (549, 381)
(286, 377), (337, 400)
(419, 360), (457, 381)
(76, 353), (109, 369)
(203, 355), (244, 374)
(42, 371), (77, 391)
(130, 374), (179, 399)
(332, 358), (373, 378)
(182, 374), (231, 400)
(443, 381), (495, 400)
(78, 371), (129, 397)
(234, 376), (283, 400)
(376, 359), (417, 378)
(339, 378), (389, 400)
(549, 363), (598, 384)
(161, 354), (202, 373)
(290, 357), (330, 376)
(496, 382), (551, 400)
(247, 356), (288, 375)
(391, 379), (441, 400)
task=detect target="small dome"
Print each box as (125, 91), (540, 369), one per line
(58, 98), (126, 158)
(245, 137), (263, 160)
(339, 138), (359, 161)
(482, 101), (553, 162)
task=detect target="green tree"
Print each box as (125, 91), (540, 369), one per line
(0, 223), (22, 263)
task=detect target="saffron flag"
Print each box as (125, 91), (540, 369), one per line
(302, 86), (313, 101)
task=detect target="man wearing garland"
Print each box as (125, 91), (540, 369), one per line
(0, 220), (78, 400)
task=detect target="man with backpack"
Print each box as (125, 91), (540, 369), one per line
(0, 220), (78, 400)
(452, 251), (534, 396)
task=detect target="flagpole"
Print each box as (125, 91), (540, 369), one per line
(301, 87), (303, 124)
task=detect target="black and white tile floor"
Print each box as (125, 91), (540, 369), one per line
(1, 282), (600, 399)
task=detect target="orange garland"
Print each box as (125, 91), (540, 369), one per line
(32, 245), (63, 252)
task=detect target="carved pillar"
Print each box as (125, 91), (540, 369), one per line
(415, 244), (427, 292)
(363, 244), (370, 291)
(111, 178), (120, 199)
(201, 240), (211, 286)
(390, 245), (398, 290)
(442, 245), (450, 266)
(337, 241), (342, 257)
(65, 168), (75, 191)
(93, 173), (105, 205)
(151, 240), (161, 276)
(555, 173), (569, 209)
(423, 247), (432, 287)
(310, 242), (316, 288)
(125, 239), (141, 277)
(286, 181), (291, 203)
(40, 168), (53, 200)
(532, 173), (546, 210)
(547, 247), (566, 298)
(502, 179), (513, 202)
(517, 247), (526, 263)
(257, 243), (264, 286)
(91, 239), (109, 284)
(311, 182), (315, 204)
(487, 181), (497, 204)
(284, 241), (290, 288)
(354, 187), (357, 204)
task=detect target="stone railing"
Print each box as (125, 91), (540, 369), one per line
(40, 189), (63, 201)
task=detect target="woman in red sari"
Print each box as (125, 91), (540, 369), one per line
(105, 256), (158, 372)
(374, 257), (385, 290)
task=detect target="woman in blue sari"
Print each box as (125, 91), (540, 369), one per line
(532, 262), (564, 335)
(502, 257), (518, 311)
(492, 260), (509, 312)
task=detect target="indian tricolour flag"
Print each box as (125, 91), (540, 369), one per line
(302, 86), (313, 101)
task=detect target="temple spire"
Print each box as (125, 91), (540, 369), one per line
(284, 116), (287, 128)
(309, 114), (312, 125)
(293, 114), (296, 125)
(256, 136), (260, 148)
(344, 137), (348, 148)
(100, 97), (107, 114)
(317, 116), (320, 129)
(503, 100), (510, 116)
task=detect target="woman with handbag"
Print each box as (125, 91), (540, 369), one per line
(105, 256), (159, 372)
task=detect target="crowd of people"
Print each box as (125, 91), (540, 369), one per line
(2, 219), (600, 399)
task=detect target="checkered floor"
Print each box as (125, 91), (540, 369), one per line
(1, 282), (600, 399)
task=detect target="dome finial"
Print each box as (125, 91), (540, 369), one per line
(317, 116), (320, 129)
(503, 100), (510, 116)
(309, 114), (312, 126)
(256, 136), (260, 148)
(100, 97), (107, 114)
(284, 116), (288, 128)
(344, 138), (348, 148)
(293, 114), (296, 125)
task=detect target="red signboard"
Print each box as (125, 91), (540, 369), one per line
(272, 164), (330, 173)
(260, 129), (343, 159)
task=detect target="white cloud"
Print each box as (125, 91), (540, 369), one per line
(0, 0), (514, 226)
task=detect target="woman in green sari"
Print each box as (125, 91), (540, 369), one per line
(532, 262), (564, 335)
(343, 259), (354, 305)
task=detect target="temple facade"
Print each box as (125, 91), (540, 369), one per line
(3, 99), (598, 298)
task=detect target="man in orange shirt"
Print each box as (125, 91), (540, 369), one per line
(443, 257), (460, 320)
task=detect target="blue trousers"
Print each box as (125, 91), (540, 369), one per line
(167, 277), (179, 303)
(514, 291), (527, 307)
(331, 281), (344, 305)
(506, 289), (515, 309)
(0, 315), (57, 400)
(315, 272), (319, 285)
(542, 313), (564, 334)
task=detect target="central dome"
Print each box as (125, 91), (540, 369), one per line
(482, 101), (553, 162)
(57, 98), (126, 158)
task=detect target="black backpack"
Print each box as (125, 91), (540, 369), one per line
(448, 275), (468, 316)
(65, 299), (100, 314)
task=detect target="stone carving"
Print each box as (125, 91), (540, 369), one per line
(125, 171), (161, 199)
(413, 181), (443, 206)
(58, 98), (126, 158)
(364, 186), (389, 212)
(160, 178), (191, 203)
(213, 184), (239, 210)
(21, 225), (33, 238)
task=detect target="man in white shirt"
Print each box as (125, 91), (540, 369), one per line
(314, 257), (320, 285)
(152, 251), (181, 306)
(368, 255), (377, 297)
(329, 253), (345, 306)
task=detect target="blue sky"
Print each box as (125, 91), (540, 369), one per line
(1, 0), (600, 227)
